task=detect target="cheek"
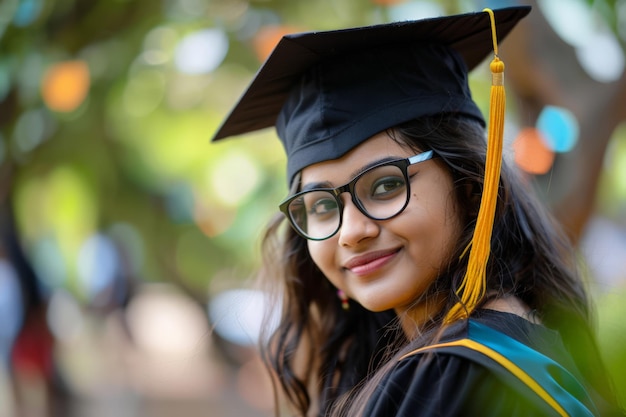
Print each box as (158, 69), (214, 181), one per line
(307, 240), (347, 291)
(438, 196), (464, 263)
(410, 188), (463, 264)
(307, 240), (335, 275)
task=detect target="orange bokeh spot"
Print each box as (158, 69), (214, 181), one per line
(512, 127), (555, 175)
(41, 60), (90, 112)
(252, 25), (304, 62)
(193, 199), (236, 238)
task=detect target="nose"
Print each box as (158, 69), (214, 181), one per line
(337, 197), (380, 247)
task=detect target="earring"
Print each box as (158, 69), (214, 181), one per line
(337, 289), (349, 311)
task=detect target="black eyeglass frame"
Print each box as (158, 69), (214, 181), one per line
(279, 150), (435, 241)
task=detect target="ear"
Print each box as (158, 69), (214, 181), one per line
(459, 179), (481, 219)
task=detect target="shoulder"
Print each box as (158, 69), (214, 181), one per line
(365, 338), (545, 416)
(364, 312), (594, 417)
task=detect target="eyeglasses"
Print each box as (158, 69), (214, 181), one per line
(279, 150), (434, 240)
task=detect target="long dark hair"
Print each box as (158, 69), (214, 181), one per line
(258, 114), (616, 416)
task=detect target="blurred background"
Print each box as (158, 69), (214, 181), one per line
(0, 0), (625, 415)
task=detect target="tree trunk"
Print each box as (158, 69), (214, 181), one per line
(501, 0), (626, 244)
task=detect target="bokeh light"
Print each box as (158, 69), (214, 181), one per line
(143, 26), (178, 63)
(41, 60), (90, 112)
(165, 182), (195, 222)
(77, 234), (120, 305)
(512, 127), (555, 175)
(46, 290), (84, 343)
(126, 284), (209, 356)
(12, 0), (43, 27)
(208, 289), (280, 346)
(539, 0), (625, 82)
(31, 237), (67, 290)
(387, 0), (443, 21)
(122, 68), (166, 118)
(108, 223), (145, 277)
(536, 105), (579, 153)
(193, 195), (237, 238)
(575, 30), (625, 83)
(174, 28), (229, 74)
(0, 260), (24, 363)
(372, 0), (407, 5)
(252, 25), (303, 62)
(208, 151), (261, 207)
(13, 107), (48, 154)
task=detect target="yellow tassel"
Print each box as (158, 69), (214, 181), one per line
(444, 9), (505, 324)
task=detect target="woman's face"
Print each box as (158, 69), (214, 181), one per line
(302, 132), (463, 319)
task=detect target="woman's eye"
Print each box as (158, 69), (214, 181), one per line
(308, 198), (338, 216)
(371, 176), (405, 198)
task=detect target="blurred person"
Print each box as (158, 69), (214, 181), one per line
(212, 6), (624, 417)
(0, 186), (69, 417)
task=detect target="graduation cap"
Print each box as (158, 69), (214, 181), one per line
(212, 7), (529, 179)
(212, 6), (531, 323)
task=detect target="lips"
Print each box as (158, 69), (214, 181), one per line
(344, 248), (400, 276)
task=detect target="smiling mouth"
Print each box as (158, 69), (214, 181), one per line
(345, 249), (400, 276)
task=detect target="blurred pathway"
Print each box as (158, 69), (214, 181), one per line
(1, 290), (275, 417)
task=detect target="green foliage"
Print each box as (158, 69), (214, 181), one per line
(3, 0), (488, 302)
(597, 288), (626, 405)
(0, 0), (624, 308)
(584, 0), (624, 50)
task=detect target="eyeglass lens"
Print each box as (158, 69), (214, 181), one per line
(286, 163), (409, 240)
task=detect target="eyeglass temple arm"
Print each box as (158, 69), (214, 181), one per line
(408, 150), (434, 164)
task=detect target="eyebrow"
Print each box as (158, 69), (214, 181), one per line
(300, 155), (405, 192)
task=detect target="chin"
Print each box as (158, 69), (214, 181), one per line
(355, 298), (398, 313)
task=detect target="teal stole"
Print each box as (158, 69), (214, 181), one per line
(400, 320), (598, 417)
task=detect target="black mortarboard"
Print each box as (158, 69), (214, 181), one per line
(211, 6), (530, 183)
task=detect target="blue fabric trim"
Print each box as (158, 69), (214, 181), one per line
(467, 320), (598, 417)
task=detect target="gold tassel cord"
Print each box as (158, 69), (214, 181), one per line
(444, 8), (505, 324)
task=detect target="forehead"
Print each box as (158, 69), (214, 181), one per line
(299, 132), (414, 186)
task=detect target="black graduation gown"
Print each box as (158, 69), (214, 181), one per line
(363, 309), (608, 417)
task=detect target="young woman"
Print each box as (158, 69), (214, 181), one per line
(212, 6), (624, 417)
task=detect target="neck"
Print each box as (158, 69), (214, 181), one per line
(396, 294), (446, 339)
(483, 295), (540, 324)
(397, 294), (539, 339)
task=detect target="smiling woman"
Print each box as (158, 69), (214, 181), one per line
(211, 6), (624, 417)
(302, 134), (459, 318)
